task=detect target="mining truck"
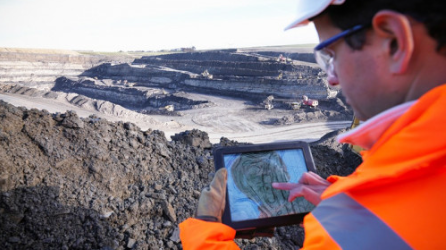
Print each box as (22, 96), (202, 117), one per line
(163, 105), (174, 112)
(290, 102), (302, 110)
(302, 95), (318, 107)
(201, 70), (213, 79)
(263, 95), (274, 110)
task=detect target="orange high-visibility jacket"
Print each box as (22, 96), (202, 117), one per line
(179, 84), (446, 250)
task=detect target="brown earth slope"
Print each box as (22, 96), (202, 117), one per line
(0, 100), (361, 249)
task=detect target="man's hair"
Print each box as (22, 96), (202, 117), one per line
(323, 0), (446, 51)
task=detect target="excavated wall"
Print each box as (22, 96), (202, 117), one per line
(0, 52), (131, 89)
(105, 51), (332, 100)
(182, 78), (329, 100)
(81, 63), (187, 85)
(0, 50), (334, 111)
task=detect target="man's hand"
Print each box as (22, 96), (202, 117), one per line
(272, 172), (330, 206)
(196, 168), (227, 222)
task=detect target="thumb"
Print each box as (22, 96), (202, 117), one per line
(211, 168), (227, 197)
(196, 168), (227, 222)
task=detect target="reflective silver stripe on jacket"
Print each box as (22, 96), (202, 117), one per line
(312, 193), (412, 250)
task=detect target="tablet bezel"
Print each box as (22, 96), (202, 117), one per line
(213, 141), (317, 231)
(213, 140), (317, 232)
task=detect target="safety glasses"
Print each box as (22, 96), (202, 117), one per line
(314, 24), (368, 72)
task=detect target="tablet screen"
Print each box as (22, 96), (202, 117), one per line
(224, 149), (315, 222)
(213, 141), (317, 231)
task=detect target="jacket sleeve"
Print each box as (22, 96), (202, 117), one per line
(301, 213), (342, 250)
(326, 175), (345, 184)
(179, 218), (240, 250)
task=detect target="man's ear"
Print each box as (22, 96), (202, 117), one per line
(372, 10), (414, 74)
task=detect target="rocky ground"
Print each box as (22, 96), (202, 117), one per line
(0, 100), (361, 250)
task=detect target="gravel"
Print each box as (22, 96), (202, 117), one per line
(0, 100), (361, 249)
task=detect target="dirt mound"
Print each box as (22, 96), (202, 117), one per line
(0, 100), (361, 249)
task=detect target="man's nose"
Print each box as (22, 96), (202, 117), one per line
(326, 64), (339, 86)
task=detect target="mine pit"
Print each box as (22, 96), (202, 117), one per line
(0, 47), (361, 249)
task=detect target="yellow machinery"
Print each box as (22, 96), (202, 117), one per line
(349, 116), (364, 156)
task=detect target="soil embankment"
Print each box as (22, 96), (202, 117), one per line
(0, 101), (361, 249)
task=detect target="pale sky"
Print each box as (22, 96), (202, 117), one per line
(0, 0), (319, 52)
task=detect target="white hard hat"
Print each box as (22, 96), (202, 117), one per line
(284, 0), (346, 30)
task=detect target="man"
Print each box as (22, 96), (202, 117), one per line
(179, 0), (446, 249)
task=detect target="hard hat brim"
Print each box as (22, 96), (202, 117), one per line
(284, 0), (345, 30)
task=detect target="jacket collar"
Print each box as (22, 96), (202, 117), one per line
(337, 101), (417, 150)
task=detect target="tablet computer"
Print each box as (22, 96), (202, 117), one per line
(213, 141), (317, 234)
